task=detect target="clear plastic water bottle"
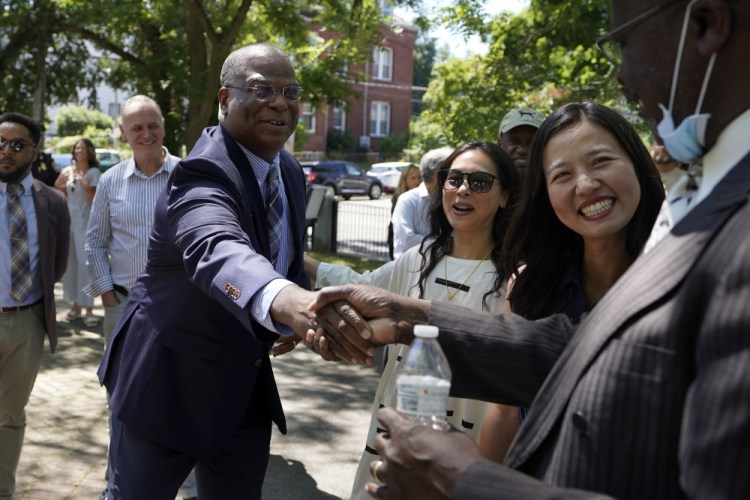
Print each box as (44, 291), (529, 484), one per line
(395, 324), (452, 431)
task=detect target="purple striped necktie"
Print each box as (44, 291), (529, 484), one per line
(7, 183), (33, 302)
(266, 163), (283, 265)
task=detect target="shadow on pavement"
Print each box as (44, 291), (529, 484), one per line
(262, 454), (340, 499)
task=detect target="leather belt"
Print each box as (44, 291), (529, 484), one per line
(0, 300), (41, 314)
(113, 284), (129, 296)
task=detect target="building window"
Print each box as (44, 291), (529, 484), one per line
(380, 0), (393, 19)
(302, 103), (316, 133)
(372, 47), (393, 81)
(332, 105), (346, 131)
(370, 101), (390, 137)
(336, 64), (348, 77)
(108, 102), (121, 118)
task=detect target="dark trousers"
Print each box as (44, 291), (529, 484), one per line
(106, 399), (272, 499)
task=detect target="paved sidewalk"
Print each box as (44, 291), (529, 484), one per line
(14, 284), (380, 499)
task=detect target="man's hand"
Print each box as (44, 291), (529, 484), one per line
(269, 334), (300, 357)
(365, 407), (481, 499)
(307, 285), (431, 362)
(271, 285), (373, 365)
(101, 290), (120, 308)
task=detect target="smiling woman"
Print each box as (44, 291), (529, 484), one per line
(504, 101), (664, 319)
(477, 101), (665, 463)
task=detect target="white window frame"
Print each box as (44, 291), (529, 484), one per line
(370, 101), (390, 137)
(332, 105), (346, 131)
(301, 103), (316, 133)
(380, 0), (394, 19)
(372, 47), (393, 81)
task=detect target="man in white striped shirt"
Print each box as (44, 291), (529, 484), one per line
(85, 95), (179, 340)
(84, 95), (197, 500)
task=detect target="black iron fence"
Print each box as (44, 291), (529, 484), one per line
(310, 197), (391, 262)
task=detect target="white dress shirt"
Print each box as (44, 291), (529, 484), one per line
(1, 173), (42, 307)
(84, 150), (179, 297)
(391, 182), (431, 259)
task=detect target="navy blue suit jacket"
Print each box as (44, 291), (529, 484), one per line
(98, 125), (310, 457)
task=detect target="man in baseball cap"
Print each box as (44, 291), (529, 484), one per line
(497, 107), (546, 176)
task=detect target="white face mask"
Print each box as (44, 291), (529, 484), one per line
(656, 0), (717, 164)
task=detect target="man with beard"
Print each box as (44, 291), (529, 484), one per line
(0, 112), (69, 498)
(309, 0), (750, 498)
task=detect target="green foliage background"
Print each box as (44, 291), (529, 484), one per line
(0, 0), (636, 158)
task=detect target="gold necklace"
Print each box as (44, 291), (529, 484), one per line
(443, 249), (492, 301)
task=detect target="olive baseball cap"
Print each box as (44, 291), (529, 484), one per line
(499, 108), (546, 134)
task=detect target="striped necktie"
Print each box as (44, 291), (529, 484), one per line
(7, 183), (33, 302)
(266, 163), (283, 266)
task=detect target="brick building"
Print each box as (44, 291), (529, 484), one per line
(300, 19), (418, 155)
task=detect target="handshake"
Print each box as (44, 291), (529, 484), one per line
(268, 283), (431, 362)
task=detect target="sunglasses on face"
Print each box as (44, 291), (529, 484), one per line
(0, 138), (34, 153)
(440, 169), (498, 194)
(225, 84), (303, 102)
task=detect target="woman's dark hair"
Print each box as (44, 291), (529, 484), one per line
(72, 138), (100, 169)
(503, 101), (665, 319)
(415, 141), (521, 310)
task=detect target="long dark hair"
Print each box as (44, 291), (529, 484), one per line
(503, 101), (665, 319)
(416, 141), (521, 310)
(72, 138), (100, 169)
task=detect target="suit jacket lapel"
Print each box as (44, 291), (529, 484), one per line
(506, 156), (750, 468)
(31, 180), (49, 267)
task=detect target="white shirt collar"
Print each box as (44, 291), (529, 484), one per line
(124, 147), (177, 179)
(694, 108), (750, 206)
(1, 172), (34, 194)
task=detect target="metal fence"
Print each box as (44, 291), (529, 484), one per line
(330, 200), (391, 262)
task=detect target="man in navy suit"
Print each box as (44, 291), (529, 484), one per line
(310, 1), (750, 499)
(98, 43), (364, 499)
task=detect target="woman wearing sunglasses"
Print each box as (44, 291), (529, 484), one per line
(305, 141), (520, 499)
(477, 101), (665, 463)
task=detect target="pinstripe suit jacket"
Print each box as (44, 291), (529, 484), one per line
(429, 154), (750, 499)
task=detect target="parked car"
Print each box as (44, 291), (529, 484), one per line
(96, 149), (122, 171)
(51, 153), (72, 169)
(301, 160), (383, 200)
(367, 161), (417, 193)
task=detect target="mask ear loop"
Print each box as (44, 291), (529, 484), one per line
(694, 53), (716, 114)
(668, 0), (717, 115)
(667, 0), (699, 111)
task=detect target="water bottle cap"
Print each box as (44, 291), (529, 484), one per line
(413, 324), (438, 338)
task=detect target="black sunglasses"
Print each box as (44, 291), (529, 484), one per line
(440, 169), (498, 194)
(0, 138), (34, 153)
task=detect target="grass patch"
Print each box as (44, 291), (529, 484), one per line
(307, 251), (385, 274)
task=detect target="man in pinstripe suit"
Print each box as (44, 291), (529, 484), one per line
(310, 0), (750, 498)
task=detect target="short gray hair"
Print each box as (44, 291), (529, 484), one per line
(420, 147), (454, 183)
(121, 95), (163, 123)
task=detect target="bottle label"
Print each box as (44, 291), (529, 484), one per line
(396, 375), (450, 417)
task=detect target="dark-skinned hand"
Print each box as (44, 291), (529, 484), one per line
(306, 284), (431, 364)
(364, 407), (481, 499)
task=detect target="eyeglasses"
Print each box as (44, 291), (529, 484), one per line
(596, 0), (684, 67)
(0, 138), (35, 153)
(440, 170), (498, 194)
(225, 84), (304, 102)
